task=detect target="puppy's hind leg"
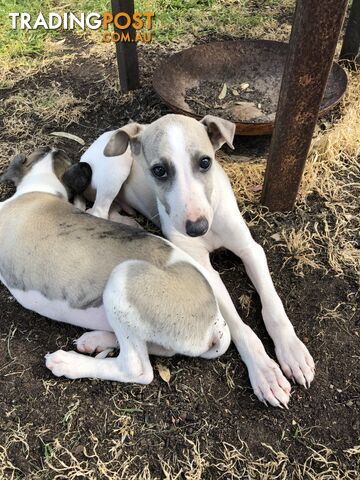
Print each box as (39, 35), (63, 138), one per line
(200, 312), (231, 360)
(45, 335), (152, 384)
(75, 332), (175, 358)
(108, 208), (142, 229)
(73, 195), (86, 211)
(147, 343), (175, 357)
(47, 309), (152, 382)
(86, 187), (118, 220)
(87, 152), (134, 220)
(46, 263), (155, 383)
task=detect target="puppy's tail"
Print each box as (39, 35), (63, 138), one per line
(62, 162), (92, 194)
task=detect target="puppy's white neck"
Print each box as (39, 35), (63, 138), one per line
(14, 154), (67, 200)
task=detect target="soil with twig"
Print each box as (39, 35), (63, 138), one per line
(186, 80), (275, 121)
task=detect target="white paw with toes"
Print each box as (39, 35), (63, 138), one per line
(45, 350), (83, 379)
(275, 332), (315, 388)
(248, 353), (292, 408)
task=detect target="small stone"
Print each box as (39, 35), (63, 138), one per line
(73, 445), (85, 456)
(228, 102), (263, 121)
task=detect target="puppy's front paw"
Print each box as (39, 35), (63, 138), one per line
(275, 333), (315, 388)
(249, 354), (292, 408)
(45, 350), (81, 379)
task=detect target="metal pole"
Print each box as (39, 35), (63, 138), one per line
(111, 0), (140, 93)
(261, 0), (348, 212)
(340, 0), (360, 67)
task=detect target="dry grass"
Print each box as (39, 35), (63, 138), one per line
(218, 442), (357, 480)
(220, 70), (360, 277)
(301, 73), (360, 201)
(317, 301), (358, 337)
(0, 38), (77, 90)
(218, 154), (266, 206)
(238, 293), (252, 316)
(1, 428), (358, 480)
(277, 225), (323, 276)
(3, 86), (88, 128)
(0, 85), (90, 163)
(299, 71), (360, 275)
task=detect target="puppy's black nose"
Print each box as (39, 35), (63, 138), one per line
(185, 217), (209, 237)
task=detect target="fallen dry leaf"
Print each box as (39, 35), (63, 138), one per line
(218, 83), (227, 100)
(50, 131), (85, 145)
(249, 184), (263, 192)
(157, 364), (171, 383)
(270, 232), (282, 241)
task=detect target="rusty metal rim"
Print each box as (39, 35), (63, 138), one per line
(152, 39), (348, 134)
(155, 86), (347, 136)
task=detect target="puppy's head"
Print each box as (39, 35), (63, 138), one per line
(0, 148), (49, 186)
(103, 114), (235, 236)
(0, 148), (87, 199)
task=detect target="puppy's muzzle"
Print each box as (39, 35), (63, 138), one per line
(185, 217), (209, 237)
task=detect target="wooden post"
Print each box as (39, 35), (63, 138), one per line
(261, 0), (348, 212)
(340, 0), (360, 67)
(111, 0), (140, 93)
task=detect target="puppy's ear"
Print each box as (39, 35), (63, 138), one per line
(104, 123), (143, 157)
(62, 162), (92, 194)
(200, 115), (235, 151)
(0, 154), (27, 185)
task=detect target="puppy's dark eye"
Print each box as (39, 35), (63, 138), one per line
(151, 164), (167, 179)
(199, 156), (212, 171)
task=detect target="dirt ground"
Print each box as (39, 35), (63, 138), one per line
(0, 8), (359, 480)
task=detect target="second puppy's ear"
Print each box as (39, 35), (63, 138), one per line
(104, 123), (143, 157)
(62, 162), (92, 194)
(0, 154), (27, 185)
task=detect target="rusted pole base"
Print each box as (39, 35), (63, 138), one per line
(340, 0), (360, 68)
(261, 0), (348, 212)
(111, 0), (140, 93)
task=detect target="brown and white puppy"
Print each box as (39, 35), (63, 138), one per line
(68, 114), (315, 408)
(0, 148), (230, 383)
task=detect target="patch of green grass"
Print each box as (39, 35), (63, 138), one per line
(0, 0), (67, 88)
(0, 0), (293, 88)
(77, 0), (273, 42)
(0, 0), (60, 61)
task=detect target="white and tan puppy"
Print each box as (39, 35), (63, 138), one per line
(68, 114), (315, 407)
(0, 148), (231, 384)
